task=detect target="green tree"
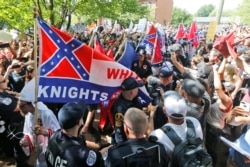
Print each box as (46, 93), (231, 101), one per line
(196, 4), (215, 17)
(236, 0), (250, 25)
(0, 0), (150, 33)
(171, 7), (193, 27)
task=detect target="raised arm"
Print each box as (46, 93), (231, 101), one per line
(213, 65), (232, 111)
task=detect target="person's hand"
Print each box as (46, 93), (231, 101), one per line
(34, 125), (48, 136)
(213, 64), (219, 71)
(80, 125), (89, 135)
(244, 156), (250, 164)
(231, 106), (249, 117)
(147, 103), (158, 117)
(226, 106), (250, 126)
(175, 80), (183, 95)
(20, 137), (28, 147)
(170, 52), (177, 63)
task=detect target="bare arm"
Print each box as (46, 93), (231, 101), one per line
(145, 103), (157, 138)
(226, 106), (250, 126)
(235, 57), (250, 74)
(171, 52), (185, 74)
(213, 65), (232, 110)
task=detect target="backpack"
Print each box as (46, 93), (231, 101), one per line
(161, 120), (212, 167)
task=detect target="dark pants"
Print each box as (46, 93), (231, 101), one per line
(206, 123), (230, 167)
(0, 122), (30, 167)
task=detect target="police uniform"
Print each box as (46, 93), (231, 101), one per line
(131, 60), (152, 81)
(45, 130), (103, 167)
(0, 91), (29, 166)
(111, 95), (143, 144)
(159, 81), (174, 92)
(111, 77), (145, 144)
(103, 138), (169, 167)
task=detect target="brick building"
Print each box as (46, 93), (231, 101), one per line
(139, 0), (173, 25)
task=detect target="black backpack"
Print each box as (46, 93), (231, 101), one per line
(161, 120), (212, 167)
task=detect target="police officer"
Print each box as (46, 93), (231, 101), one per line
(131, 46), (152, 82)
(45, 101), (103, 167)
(0, 74), (30, 167)
(103, 108), (169, 167)
(147, 64), (175, 105)
(111, 77), (145, 144)
(146, 65), (174, 129)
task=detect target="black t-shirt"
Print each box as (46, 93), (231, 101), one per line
(45, 130), (103, 167)
(131, 60), (152, 79)
(0, 91), (23, 123)
(104, 138), (169, 167)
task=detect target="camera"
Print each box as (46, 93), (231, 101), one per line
(147, 83), (162, 106)
(163, 51), (171, 61)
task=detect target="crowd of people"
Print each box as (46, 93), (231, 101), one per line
(0, 21), (249, 167)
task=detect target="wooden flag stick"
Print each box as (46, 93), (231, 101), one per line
(33, 7), (39, 127)
(26, 6), (42, 166)
(88, 30), (96, 48)
(114, 34), (127, 61)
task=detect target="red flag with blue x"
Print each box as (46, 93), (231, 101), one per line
(38, 17), (91, 81)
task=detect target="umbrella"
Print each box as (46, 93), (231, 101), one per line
(0, 30), (13, 43)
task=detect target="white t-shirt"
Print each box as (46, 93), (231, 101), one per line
(149, 117), (203, 157)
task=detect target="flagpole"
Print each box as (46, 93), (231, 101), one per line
(26, 6), (40, 166)
(114, 36), (127, 61)
(33, 6), (39, 138)
(88, 31), (96, 48)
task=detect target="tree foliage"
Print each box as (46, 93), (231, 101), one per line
(0, 0), (150, 33)
(196, 4), (215, 17)
(236, 0), (250, 25)
(171, 7), (193, 27)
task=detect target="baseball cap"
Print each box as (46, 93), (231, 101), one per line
(58, 101), (87, 129)
(168, 43), (182, 52)
(182, 79), (205, 98)
(121, 77), (144, 90)
(163, 91), (187, 119)
(159, 66), (173, 78)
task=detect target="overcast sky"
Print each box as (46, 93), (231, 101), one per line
(173, 0), (243, 14)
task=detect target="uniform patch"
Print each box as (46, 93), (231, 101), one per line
(134, 63), (138, 67)
(86, 150), (97, 166)
(115, 113), (123, 127)
(143, 65), (147, 69)
(2, 97), (12, 105)
(0, 118), (6, 133)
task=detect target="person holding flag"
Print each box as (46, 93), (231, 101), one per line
(19, 78), (61, 167)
